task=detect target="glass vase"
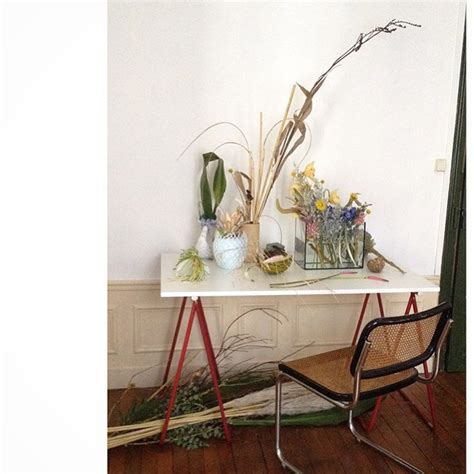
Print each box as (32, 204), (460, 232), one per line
(294, 220), (365, 270)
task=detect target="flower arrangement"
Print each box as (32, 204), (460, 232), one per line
(180, 20), (420, 254)
(215, 208), (245, 237)
(278, 162), (371, 269)
(213, 208), (248, 270)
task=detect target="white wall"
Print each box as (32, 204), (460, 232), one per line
(108, 1), (465, 280)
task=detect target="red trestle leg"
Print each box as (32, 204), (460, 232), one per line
(352, 293), (371, 346)
(361, 396), (383, 433)
(159, 301), (197, 445)
(363, 293), (386, 433)
(404, 292), (415, 315)
(196, 298), (221, 381)
(162, 297), (187, 385)
(409, 293), (436, 429)
(195, 298), (231, 442)
(376, 293), (385, 317)
(398, 389), (434, 429)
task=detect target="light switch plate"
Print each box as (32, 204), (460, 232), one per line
(435, 159), (447, 172)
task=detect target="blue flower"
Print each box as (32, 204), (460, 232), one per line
(342, 207), (356, 222)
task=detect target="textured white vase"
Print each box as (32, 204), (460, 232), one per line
(213, 233), (248, 270)
(196, 219), (217, 260)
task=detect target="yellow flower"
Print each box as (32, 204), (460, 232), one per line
(291, 170), (297, 177)
(303, 162), (315, 179)
(328, 190), (340, 205)
(350, 192), (360, 201)
(315, 198), (327, 212)
(366, 209), (371, 214)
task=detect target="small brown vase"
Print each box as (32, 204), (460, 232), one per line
(242, 222), (260, 263)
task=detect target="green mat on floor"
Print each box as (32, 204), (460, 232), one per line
(230, 398), (376, 427)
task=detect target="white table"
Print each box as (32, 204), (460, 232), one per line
(161, 253), (439, 298)
(159, 253), (440, 443)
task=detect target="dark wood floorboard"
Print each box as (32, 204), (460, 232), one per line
(108, 373), (466, 473)
(216, 439), (237, 473)
(232, 427), (268, 474)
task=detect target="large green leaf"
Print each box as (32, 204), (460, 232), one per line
(212, 158), (226, 212)
(202, 152), (220, 166)
(230, 398), (376, 427)
(200, 156), (214, 219)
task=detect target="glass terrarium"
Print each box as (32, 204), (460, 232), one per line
(295, 219), (365, 270)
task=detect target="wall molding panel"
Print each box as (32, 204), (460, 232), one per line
(108, 277), (440, 389)
(107, 306), (118, 355)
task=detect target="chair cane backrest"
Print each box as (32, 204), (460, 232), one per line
(350, 302), (453, 379)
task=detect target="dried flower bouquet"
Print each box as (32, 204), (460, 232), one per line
(180, 20), (420, 227)
(278, 162), (371, 268)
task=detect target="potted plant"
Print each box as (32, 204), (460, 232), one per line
(197, 152), (227, 259)
(213, 208), (247, 270)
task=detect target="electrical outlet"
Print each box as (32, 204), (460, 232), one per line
(435, 159), (447, 172)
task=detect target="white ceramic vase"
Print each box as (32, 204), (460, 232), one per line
(213, 233), (248, 270)
(196, 219), (217, 260)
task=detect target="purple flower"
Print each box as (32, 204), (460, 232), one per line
(342, 208), (353, 221)
(341, 206), (357, 223)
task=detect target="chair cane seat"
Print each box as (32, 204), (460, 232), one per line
(279, 346), (418, 402)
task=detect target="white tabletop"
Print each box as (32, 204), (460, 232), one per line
(160, 253), (439, 298)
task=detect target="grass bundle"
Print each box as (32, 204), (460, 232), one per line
(108, 380), (377, 449)
(107, 402), (267, 449)
(174, 248), (209, 282)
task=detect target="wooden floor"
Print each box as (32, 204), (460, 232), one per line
(108, 372), (465, 473)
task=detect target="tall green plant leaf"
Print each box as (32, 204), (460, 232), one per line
(200, 152), (226, 219)
(203, 152), (220, 165)
(212, 158), (226, 212)
(200, 157), (214, 219)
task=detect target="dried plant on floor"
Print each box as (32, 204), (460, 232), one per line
(107, 307), (326, 450)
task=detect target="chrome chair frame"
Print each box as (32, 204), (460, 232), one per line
(275, 305), (453, 474)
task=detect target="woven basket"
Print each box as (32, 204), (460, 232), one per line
(258, 254), (293, 275)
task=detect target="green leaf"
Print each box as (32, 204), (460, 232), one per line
(202, 152), (220, 166)
(212, 158), (226, 212)
(200, 156), (214, 219)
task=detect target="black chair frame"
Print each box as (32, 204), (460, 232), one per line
(275, 302), (453, 474)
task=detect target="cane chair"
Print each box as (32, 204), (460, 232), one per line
(275, 302), (453, 474)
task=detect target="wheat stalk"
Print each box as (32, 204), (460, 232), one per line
(107, 403), (266, 449)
